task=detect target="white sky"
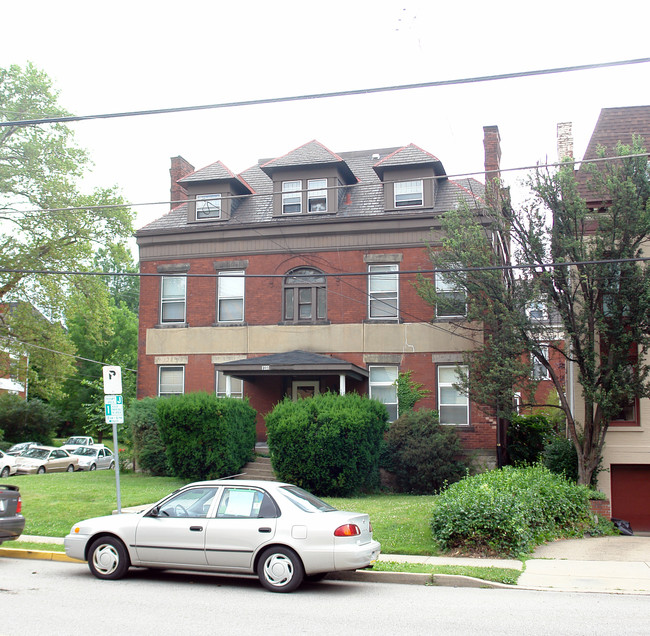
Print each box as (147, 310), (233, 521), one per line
(2, 0), (649, 233)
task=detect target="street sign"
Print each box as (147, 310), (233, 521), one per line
(102, 366), (122, 395)
(104, 394), (124, 424)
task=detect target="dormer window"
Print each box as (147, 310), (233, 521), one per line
(308, 179), (327, 212)
(394, 180), (423, 207)
(196, 194), (222, 219)
(282, 181), (302, 214)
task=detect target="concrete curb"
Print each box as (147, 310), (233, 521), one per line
(0, 547), (84, 564)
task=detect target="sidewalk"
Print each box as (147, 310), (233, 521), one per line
(3, 534), (649, 594)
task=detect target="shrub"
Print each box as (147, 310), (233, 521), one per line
(542, 435), (579, 482)
(383, 409), (467, 494)
(265, 392), (388, 497)
(506, 414), (553, 466)
(430, 465), (598, 557)
(0, 393), (59, 444)
(128, 397), (170, 476)
(157, 392), (256, 481)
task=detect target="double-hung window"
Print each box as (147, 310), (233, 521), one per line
(161, 276), (186, 323)
(307, 179), (327, 212)
(284, 268), (326, 322)
(435, 267), (466, 318)
(368, 264), (398, 319)
(369, 366), (398, 422)
(394, 180), (423, 207)
(217, 270), (245, 322)
(196, 193), (222, 219)
(438, 365), (469, 425)
(531, 345), (549, 380)
(216, 371), (243, 399)
(282, 181), (302, 214)
(159, 366), (184, 396)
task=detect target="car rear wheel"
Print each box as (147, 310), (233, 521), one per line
(109, 462), (115, 470)
(88, 536), (130, 580)
(37, 466), (46, 474)
(66, 464), (75, 472)
(0, 466), (9, 478)
(89, 464), (97, 471)
(257, 546), (304, 593)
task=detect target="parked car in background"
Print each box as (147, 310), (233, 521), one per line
(15, 446), (79, 474)
(6, 442), (38, 456)
(0, 450), (18, 478)
(61, 436), (94, 451)
(0, 484), (24, 544)
(72, 446), (115, 471)
(65, 479), (381, 593)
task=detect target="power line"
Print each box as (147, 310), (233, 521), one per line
(2, 151), (647, 218)
(1, 58), (648, 128)
(2, 256), (649, 280)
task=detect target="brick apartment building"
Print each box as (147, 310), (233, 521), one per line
(136, 128), (505, 466)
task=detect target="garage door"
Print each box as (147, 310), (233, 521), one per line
(610, 465), (650, 532)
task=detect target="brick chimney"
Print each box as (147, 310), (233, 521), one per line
(483, 125), (502, 184)
(170, 156), (194, 209)
(557, 122), (574, 160)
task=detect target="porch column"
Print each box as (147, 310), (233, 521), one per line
(339, 374), (346, 395)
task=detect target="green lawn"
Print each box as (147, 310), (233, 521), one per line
(9, 472), (439, 555)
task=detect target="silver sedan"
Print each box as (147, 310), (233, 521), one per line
(71, 446), (115, 471)
(65, 480), (381, 592)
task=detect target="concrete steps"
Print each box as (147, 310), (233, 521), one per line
(234, 454), (277, 481)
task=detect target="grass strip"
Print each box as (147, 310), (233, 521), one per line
(373, 560), (521, 585)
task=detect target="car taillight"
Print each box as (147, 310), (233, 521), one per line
(16, 496), (22, 514)
(334, 524), (361, 537)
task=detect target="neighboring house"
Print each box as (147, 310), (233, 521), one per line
(136, 129), (505, 467)
(573, 106), (650, 531)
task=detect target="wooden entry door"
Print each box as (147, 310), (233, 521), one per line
(292, 381), (319, 400)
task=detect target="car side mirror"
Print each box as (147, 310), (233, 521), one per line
(147, 506), (160, 517)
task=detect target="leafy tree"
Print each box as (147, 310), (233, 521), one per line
(417, 139), (650, 485)
(0, 63), (135, 399)
(0, 392), (60, 443)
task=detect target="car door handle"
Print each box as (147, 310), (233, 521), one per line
(190, 526), (203, 532)
(258, 527), (272, 533)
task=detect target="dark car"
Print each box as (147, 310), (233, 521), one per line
(0, 484), (25, 544)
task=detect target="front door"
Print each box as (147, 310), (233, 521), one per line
(292, 380), (319, 400)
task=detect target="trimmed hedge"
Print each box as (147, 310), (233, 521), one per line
(383, 409), (467, 494)
(430, 465), (602, 557)
(265, 392), (388, 496)
(128, 397), (170, 476)
(157, 392), (256, 481)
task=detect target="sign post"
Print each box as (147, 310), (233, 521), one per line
(102, 366), (123, 513)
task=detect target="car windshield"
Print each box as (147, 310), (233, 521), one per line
(10, 443), (29, 452)
(279, 486), (337, 513)
(22, 448), (49, 460)
(65, 438), (86, 445)
(72, 447), (96, 457)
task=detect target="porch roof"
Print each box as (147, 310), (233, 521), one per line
(214, 350), (368, 381)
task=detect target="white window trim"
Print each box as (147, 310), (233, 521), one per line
(307, 178), (327, 213)
(160, 276), (187, 324)
(532, 345), (549, 380)
(369, 365), (399, 422)
(394, 180), (424, 208)
(216, 370), (243, 398)
(158, 365), (185, 396)
(438, 365), (469, 426)
(282, 180), (302, 214)
(196, 193), (222, 220)
(435, 267), (467, 318)
(368, 264), (399, 319)
(217, 270), (245, 323)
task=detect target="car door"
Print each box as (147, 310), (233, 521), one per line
(95, 448), (107, 469)
(204, 486), (278, 570)
(99, 448), (113, 469)
(49, 450), (69, 472)
(134, 486), (219, 567)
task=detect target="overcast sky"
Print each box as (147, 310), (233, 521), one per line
(2, 0), (649, 232)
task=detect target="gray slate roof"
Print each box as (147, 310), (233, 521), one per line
(137, 141), (486, 235)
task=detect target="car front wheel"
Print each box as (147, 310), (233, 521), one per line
(0, 466), (10, 478)
(37, 466), (46, 474)
(66, 464), (75, 472)
(87, 536), (130, 580)
(89, 464), (97, 471)
(257, 546), (304, 593)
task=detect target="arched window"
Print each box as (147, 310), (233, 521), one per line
(283, 268), (327, 323)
